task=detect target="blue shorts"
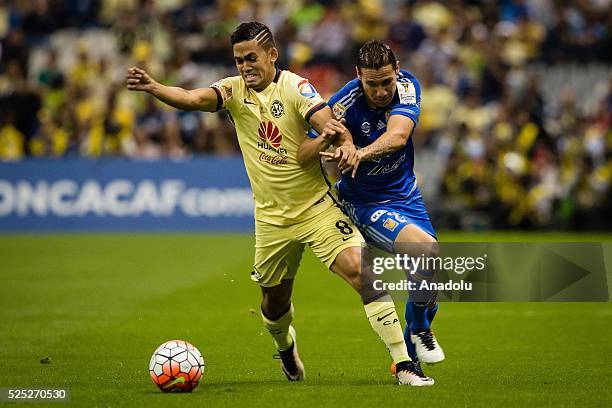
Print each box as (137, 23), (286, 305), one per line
(339, 187), (436, 252)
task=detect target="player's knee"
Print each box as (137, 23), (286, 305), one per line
(260, 287), (292, 320)
(261, 297), (291, 320)
(333, 247), (363, 292)
(423, 241), (439, 258)
(344, 249), (362, 276)
(338, 268), (362, 292)
(395, 238), (439, 258)
(344, 253), (363, 291)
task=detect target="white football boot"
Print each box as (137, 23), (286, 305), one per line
(411, 329), (445, 363)
(395, 360), (435, 386)
(274, 326), (305, 381)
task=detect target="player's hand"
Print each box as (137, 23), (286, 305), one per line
(319, 141), (354, 165)
(336, 143), (357, 172)
(347, 149), (363, 178)
(320, 142), (361, 178)
(319, 118), (347, 143)
(126, 67), (156, 92)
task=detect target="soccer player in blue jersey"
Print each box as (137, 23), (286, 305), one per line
(298, 40), (445, 367)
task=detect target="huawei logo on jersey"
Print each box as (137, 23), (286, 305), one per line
(258, 121), (282, 149)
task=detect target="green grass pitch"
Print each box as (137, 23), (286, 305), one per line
(1, 232), (611, 407)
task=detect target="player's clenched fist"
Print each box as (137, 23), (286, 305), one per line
(126, 67), (156, 91)
(318, 118), (346, 142)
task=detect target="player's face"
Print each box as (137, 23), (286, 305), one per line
(358, 64), (399, 109)
(233, 40), (278, 91)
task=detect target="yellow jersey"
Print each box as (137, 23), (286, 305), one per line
(211, 69), (330, 225)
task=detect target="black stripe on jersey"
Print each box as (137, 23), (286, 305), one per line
(273, 68), (282, 83)
(211, 86), (223, 112)
(226, 111), (235, 128)
(319, 159), (332, 188)
(326, 191), (340, 207)
(318, 160), (341, 207)
(305, 101), (326, 123)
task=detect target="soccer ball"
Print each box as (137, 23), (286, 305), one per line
(149, 340), (205, 392)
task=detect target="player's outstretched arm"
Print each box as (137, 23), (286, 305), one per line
(126, 66), (219, 112)
(358, 115), (414, 160)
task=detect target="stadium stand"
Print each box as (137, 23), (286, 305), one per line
(0, 0), (609, 229)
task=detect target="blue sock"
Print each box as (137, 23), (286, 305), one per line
(408, 301), (430, 332)
(405, 267), (434, 333)
(403, 300), (417, 360)
(426, 303), (439, 325)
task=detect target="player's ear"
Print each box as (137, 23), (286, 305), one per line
(268, 47), (278, 64)
(355, 66), (361, 81)
(395, 61), (400, 75)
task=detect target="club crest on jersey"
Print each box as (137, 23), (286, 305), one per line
(383, 218), (399, 231)
(271, 100), (285, 118)
(298, 80), (318, 98)
(332, 102), (346, 119)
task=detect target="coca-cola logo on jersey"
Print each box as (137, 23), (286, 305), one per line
(258, 152), (288, 165)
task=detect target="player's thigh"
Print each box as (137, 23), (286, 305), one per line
(253, 221), (305, 287)
(359, 205), (436, 254)
(329, 245), (363, 292)
(301, 205), (364, 271)
(395, 223), (438, 256)
(391, 199), (437, 255)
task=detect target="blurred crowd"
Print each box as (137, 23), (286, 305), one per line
(0, 0), (610, 229)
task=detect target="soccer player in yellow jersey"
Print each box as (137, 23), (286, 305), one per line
(126, 21), (432, 386)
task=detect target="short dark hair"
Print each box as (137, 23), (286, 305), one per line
(357, 40), (397, 70)
(230, 21), (276, 50)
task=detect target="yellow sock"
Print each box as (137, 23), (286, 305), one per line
(364, 295), (411, 363)
(261, 304), (294, 351)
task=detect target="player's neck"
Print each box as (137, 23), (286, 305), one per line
(252, 68), (277, 92)
(365, 98), (387, 110)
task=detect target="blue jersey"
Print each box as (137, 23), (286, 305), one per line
(312, 69), (421, 206)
